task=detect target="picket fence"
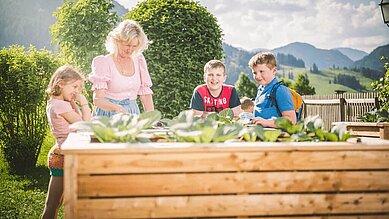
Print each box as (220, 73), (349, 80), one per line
(302, 92), (379, 130)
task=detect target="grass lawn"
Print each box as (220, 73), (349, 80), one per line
(279, 66), (374, 95)
(0, 130), (64, 218)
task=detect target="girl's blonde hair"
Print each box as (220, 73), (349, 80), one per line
(46, 65), (84, 96)
(105, 20), (149, 57)
(248, 52), (277, 69)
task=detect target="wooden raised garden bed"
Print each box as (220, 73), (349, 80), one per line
(62, 133), (389, 218)
(332, 122), (389, 140)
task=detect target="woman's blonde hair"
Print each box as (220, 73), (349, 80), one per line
(105, 19), (149, 56)
(248, 52), (277, 69)
(46, 65), (84, 96)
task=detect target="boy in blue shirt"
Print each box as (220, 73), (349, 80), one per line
(248, 52), (296, 127)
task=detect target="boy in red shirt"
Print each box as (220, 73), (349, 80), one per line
(190, 60), (241, 118)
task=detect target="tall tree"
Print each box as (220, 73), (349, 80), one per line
(311, 63), (319, 74)
(235, 73), (258, 99)
(372, 56), (389, 110)
(50, 0), (119, 73)
(126, 0), (223, 118)
(292, 74), (316, 95)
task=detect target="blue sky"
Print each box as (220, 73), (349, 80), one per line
(117, 0), (389, 53)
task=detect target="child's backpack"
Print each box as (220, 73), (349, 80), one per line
(269, 82), (304, 121)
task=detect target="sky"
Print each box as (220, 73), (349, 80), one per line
(116, 0), (389, 53)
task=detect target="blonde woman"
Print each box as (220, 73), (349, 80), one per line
(89, 19), (154, 116)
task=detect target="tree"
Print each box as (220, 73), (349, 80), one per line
(292, 74), (316, 95)
(126, 0), (223, 118)
(0, 46), (61, 173)
(311, 63), (319, 74)
(372, 56), (389, 110)
(278, 77), (292, 87)
(50, 0), (119, 73)
(235, 73), (258, 99)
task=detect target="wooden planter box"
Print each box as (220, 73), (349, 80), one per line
(332, 122), (389, 140)
(62, 133), (389, 219)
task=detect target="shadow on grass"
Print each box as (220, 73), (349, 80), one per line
(13, 165), (50, 191)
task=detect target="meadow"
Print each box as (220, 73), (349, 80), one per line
(279, 66), (375, 95)
(0, 131), (64, 219)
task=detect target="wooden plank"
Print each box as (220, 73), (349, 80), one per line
(332, 122), (389, 140)
(63, 155), (78, 219)
(304, 99), (340, 104)
(381, 126), (389, 140)
(78, 171), (389, 197)
(249, 216), (389, 219)
(61, 134), (389, 155)
(77, 151), (389, 174)
(345, 98), (376, 104)
(76, 193), (389, 218)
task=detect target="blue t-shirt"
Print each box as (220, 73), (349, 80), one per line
(254, 78), (294, 119)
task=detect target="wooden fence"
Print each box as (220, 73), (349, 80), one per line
(303, 92), (379, 130)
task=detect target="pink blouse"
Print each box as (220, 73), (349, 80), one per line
(46, 99), (74, 147)
(89, 53), (153, 100)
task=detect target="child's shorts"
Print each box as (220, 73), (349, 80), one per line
(48, 145), (64, 177)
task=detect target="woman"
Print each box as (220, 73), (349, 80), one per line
(89, 19), (154, 116)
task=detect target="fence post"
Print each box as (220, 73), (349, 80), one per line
(340, 97), (345, 121)
(375, 97), (380, 109)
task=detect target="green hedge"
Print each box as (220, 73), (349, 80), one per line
(0, 45), (61, 173)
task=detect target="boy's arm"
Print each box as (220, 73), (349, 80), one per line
(281, 110), (297, 124)
(189, 90), (205, 111)
(231, 105), (241, 118)
(229, 87), (241, 118)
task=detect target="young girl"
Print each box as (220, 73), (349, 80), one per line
(41, 65), (91, 219)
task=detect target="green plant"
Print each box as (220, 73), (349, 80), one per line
(166, 110), (244, 143)
(71, 111), (162, 143)
(357, 108), (389, 122)
(275, 115), (352, 142)
(126, 0), (223, 118)
(0, 45), (61, 173)
(372, 56), (389, 111)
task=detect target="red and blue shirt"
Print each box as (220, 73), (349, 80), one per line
(190, 84), (240, 113)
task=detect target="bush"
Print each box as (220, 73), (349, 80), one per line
(0, 45), (61, 173)
(372, 56), (389, 110)
(126, 0), (223, 118)
(51, 0), (118, 74)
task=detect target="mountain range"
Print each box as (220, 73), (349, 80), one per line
(223, 42), (388, 85)
(1, 0), (387, 90)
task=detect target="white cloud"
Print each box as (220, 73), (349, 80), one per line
(116, 0), (389, 53)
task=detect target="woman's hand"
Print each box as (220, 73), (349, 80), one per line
(113, 105), (127, 114)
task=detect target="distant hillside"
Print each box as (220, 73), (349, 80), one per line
(333, 47), (368, 62)
(0, 0), (62, 50)
(272, 42), (354, 69)
(223, 43), (254, 85)
(353, 44), (389, 72)
(223, 43), (305, 85)
(0, 0), (127, 51)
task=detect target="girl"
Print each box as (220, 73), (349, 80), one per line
(41, 65), (91, 219)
